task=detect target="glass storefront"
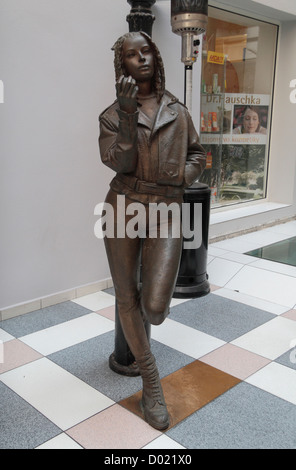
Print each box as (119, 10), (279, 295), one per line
(199, 7), (278, 207)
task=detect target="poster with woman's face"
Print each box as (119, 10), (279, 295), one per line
(201, 93), (270, 145)
(219, 94), (270, 145)
(233, 105), (268, 135)
(199, 93), (271, 203)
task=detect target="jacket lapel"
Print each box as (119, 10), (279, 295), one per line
(137, 109), (153, 129)
(152, 94), (178, 135)
(137, 93), (179, 133)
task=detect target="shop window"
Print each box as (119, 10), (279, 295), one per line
(199, 7), (278, 206)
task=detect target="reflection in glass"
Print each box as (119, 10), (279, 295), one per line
(199, 7), (278, 207)
(245, 237), (296, 268)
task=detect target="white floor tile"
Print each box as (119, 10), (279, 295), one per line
(213, 288), (289, 315)
(231, 316), (296, 360)
(19, 313), (114, 356)
(248, 258), (296, 277)
(214, 251), (257, 265)
(72, 291), (115, 311)
(210, 238), (259, 254)
(207, 254), (215, 264)
(170, 298), (192, 308)
(208, 246), (230, 257)
(36, 433), (83, 449)
(235, 230), (291, 248)
(207, 258), (243, 287)
(246, 362), (296, 405)
(264, 221), (296, 236)
(143, 435), (186, 449)
(151, 318), (225, 359)
(0, 358), (114, 431)
(0, 328), (15, 343)
(225, 265), (296, 308)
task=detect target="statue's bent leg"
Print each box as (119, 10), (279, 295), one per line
(103, 190), (169, 429)
(141, 206), (183, 325)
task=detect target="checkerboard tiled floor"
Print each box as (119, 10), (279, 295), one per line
(1, 220), (296, 449)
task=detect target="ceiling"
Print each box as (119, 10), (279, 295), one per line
(209, 0), (296, 22)
(251, 0), (296, 16)
(156, 0), (296, 22)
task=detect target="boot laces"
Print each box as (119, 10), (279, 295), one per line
(142, 363), (164, 403)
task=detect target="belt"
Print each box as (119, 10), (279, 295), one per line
(115, 174), (184, 198)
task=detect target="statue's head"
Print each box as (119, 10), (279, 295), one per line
(112, 31), (165, 102)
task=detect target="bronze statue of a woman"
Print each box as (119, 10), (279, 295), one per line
(99, 31), (205, 430)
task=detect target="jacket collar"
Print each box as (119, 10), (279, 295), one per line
(138, 91), (179, 134)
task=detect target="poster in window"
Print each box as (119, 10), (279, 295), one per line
(200, 93), (270, 203)
(223, 94), (270, 145)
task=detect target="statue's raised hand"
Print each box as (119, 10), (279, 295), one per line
(116, 75), (138, 114)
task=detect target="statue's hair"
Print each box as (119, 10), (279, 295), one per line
(111, 31), (165, 103)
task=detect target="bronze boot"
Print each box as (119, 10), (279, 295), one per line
(137, 352), (170, 430)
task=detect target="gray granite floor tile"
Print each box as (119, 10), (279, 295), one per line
(166, 382), (296, 449)
(48, 331), (194, 402)
(275, 348), (296, 370)
(49, 331), (141, 402)
(0, 381), (61, 449)
(0, 301), (92, 337)
(169, 294), (276, 342)
(152, 339), (195, 377)
(103, 287), (115, 296)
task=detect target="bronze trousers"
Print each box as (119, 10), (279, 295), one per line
(103, 189), (183, 359)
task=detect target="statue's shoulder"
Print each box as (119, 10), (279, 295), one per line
(99, 100), (119, 121)
(164, 90), (188, 110)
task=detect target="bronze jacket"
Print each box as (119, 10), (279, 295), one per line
(99, 90), (206, 203)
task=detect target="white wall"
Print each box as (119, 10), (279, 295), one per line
(0, 0), (203, 310)
(267, 20), (296, 204)
(0, 0), (131, 308)
(1, 0), (296, 310)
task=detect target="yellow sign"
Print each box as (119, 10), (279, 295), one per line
(207, 51), (225, 65)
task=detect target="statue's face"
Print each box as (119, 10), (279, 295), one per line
(122, 34), (155, 82)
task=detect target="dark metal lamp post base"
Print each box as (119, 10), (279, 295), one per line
(109, 352), (140, 377)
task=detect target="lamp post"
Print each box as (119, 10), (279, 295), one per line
(126, 0), (156, 37)
(170, 1), (211, 299)
(171, 0), (208, 115)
